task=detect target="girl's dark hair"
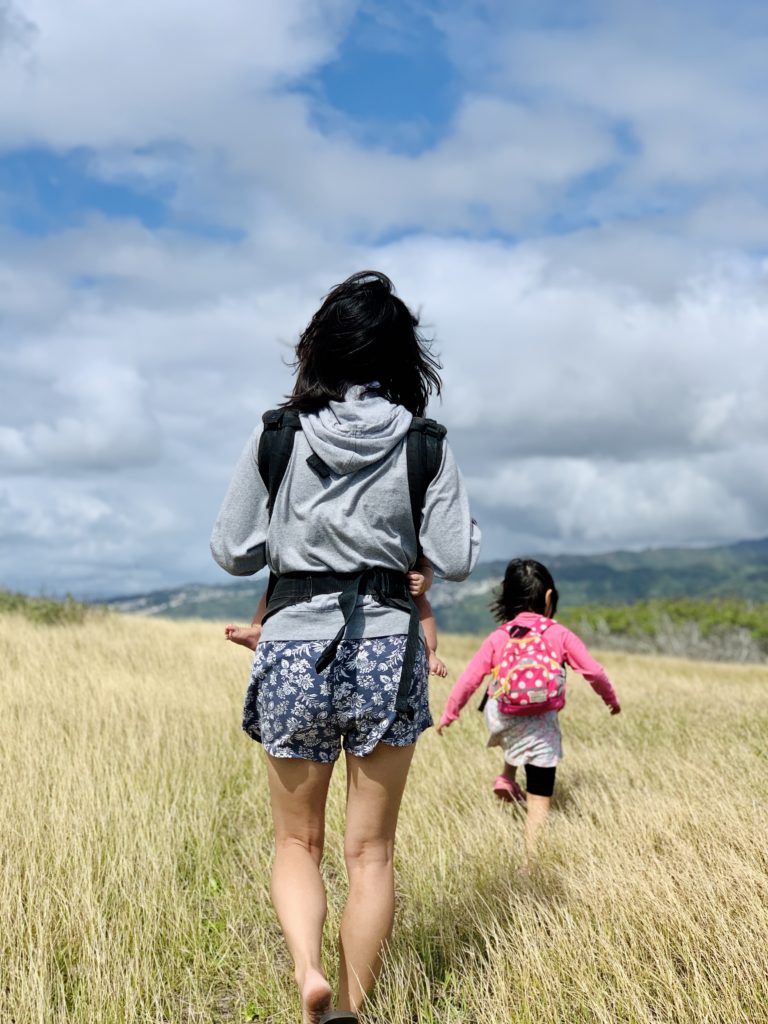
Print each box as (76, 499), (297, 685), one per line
(282, 270), (442, 416)
(490, 559), (560, 622)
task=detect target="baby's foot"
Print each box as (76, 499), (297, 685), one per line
(224, 625), (261, 651)
(296, 966), (332, 1024)
(429, 652), (448, 677)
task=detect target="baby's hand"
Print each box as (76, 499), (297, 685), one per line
(435, 716), (453, 736)
(407, 570), (427, 597)
(429, 652), (448, 677)
(609, 703), (621, 715)
(407, 561), (434, 596)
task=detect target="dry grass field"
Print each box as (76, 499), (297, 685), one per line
(1, 613), (766, 1024)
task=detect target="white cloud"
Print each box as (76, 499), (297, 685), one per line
(0, 0), (356, 147)
(468, 449), (763, 552)
(2, 215), (767, 593)
(0, 363), (162, 472)
(441, 1), (768, 189)
(0, 477), (182, 595)
(380, 233), (768, 457)
(1, 0), (767, 595)
(71, 89), (617, 239)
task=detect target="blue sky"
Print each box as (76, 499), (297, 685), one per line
(1, 0), (767, 596)
(0, 148), (171, 234)
(307, 2), (460, 153)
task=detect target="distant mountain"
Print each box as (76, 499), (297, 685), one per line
(105, 579), (268, 622)
(104, 537), (768, 633)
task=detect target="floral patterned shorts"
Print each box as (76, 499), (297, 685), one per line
(242, 635), (431, 762)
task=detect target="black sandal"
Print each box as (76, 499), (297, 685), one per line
(319, 1013), (358, 1023)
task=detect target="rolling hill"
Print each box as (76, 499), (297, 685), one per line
(105, 536), (768, 635)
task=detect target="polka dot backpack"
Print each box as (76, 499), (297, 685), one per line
(491, 615), (566, 716)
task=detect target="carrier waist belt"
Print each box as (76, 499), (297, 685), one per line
(262, 568), (420, 718)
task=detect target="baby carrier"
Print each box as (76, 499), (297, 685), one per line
(256, 407), (446, 717)
(490, 615), (565, 716)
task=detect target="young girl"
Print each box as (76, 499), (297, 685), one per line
(225, 559), (448, 677)
(437, 559), (620, 862)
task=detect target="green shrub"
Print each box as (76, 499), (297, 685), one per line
(560, 598), (768, 661)
(0, 591), (96, 626)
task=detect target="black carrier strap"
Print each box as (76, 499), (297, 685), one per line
(257, 409), (302, 516)
(257, 408), (446, 717)
(406, 417), (447, 543)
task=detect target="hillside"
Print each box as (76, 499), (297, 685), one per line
(104, 536), (768, 635)
(432, 536), (768, 633)
(8, 587), (767, 663)
(560, 598), (768, 662)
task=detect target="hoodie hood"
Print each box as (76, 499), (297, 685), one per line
(299, 385), (413, 476)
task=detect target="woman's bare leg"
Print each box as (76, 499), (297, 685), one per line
(265, 754), (335, 1024)
(337, 742), (415, 1012)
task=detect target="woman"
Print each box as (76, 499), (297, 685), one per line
(210, 271), (480, 1023)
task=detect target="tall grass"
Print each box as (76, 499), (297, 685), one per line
(1, 614), (766, 1023)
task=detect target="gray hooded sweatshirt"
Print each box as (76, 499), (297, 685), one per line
(210, 386), (481, 641)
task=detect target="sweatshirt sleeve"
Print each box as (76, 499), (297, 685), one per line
(439, 632), (499, 726)
(561, 628), (619, 708)
(209, 428), (270, 576)
(418, 440), (481, 582)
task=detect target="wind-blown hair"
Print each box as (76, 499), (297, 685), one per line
(490, 559), (560, 623)
(282, 271), (442, 416)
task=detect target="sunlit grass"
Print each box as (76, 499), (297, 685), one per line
(1, 616), (766, 1023)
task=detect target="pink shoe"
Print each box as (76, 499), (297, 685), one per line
(493, 775), (526, 804)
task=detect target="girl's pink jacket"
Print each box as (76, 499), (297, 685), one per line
(439, 612), (619, 728)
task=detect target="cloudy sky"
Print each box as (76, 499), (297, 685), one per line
(1, 0), (767, 597)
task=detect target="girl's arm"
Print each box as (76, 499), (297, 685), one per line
(561, 629), (621, 712)
(437, 632), (501, 730)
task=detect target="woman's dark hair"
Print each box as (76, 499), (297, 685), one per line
(282, 271), (442, 416)
(490, 559), (560, 622)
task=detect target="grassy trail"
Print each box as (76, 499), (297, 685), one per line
(1, 615), (766, 1023)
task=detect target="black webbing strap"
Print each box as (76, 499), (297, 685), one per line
(257, 410), (302, 516)
(397, 417), (444, 704)
(262, 568), (419, 717)
(406, 417), (446, 544)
